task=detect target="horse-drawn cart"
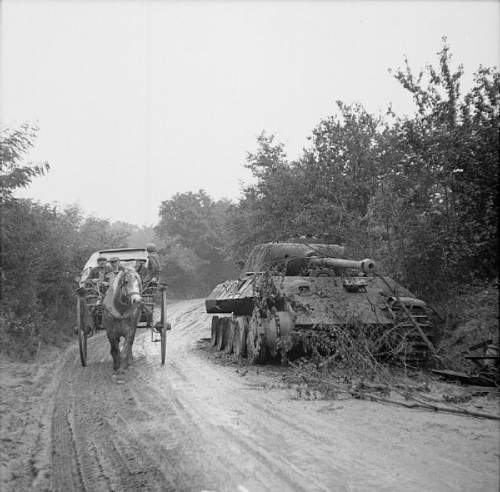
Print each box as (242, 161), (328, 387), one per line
(76, 248), (170, 367)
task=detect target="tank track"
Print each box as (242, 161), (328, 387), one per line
(210, 310), (434, 369)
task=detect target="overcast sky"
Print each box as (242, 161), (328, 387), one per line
(1, 1), (499, 226)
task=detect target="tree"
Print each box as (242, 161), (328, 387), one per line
(229, 40), (498, 299)
(1, 124), (145, 358)
(377, 39), (500, 293)
(231, 107), (384, 257)
(156, 190), (237, 296)
(0, 123), (49, 203)
(126, 224), (162, 249)
(231, 132), (300, 250)
(1, 124), (50, 308)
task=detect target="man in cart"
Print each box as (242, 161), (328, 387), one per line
(135, 258), (147, 278)
(144, 243), (161, 287)
(84, 255), (111, 332)
(106, 256), (124, 280)
(86, 256), (110, 292)
(141, 243), (162, 332)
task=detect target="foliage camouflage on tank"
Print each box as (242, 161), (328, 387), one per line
(205, 242), (435, 365)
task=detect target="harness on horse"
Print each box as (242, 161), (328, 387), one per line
(103, 270), (142, 319)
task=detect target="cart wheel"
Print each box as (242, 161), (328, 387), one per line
(78, 328), (88, 367)
(77, 297), (88, 367)
(160, 288), (167, 365)
(161, 327), (167, 365)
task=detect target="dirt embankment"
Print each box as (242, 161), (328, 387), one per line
(1, 299), (499, 492)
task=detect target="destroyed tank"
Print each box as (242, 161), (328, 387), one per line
(205, 242), (434, 365)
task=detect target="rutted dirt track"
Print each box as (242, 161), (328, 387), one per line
(2, 299), (499, 491)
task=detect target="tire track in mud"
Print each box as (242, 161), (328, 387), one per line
(144, 301), (385, 490)
(1, 355), (65, 492)
(50, 338), (173, 492)
(145, 300), (500, 492)
(49, 323), (315, 491)
(51, 357), (86, 492)
(130, 360), (306, 492)
(48, 300), (500, 492)
(157, 334), (359, 491)
(49, 328), (233, 492)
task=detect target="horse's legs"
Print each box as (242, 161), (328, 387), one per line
(107, 329), (120, 372)
(122, 325), (137, 369)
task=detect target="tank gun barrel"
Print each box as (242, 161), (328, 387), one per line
(308, 257), (377, 273)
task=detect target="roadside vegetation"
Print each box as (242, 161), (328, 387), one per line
(1, 41), (498, 367)
(0, 135), (160, 358)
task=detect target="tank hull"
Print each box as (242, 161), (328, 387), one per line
(206, 275), (419, 325)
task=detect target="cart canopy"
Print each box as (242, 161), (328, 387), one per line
(80, 248), (148, 284)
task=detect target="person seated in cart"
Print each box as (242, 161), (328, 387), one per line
(87, 256), (108, 281)
(135, 258), (147, 279)
(86, 256), (110, 291)
(106, 256), (124, 280)
(142, 243), (162, 331)
(144, 243), (161, 287)
(84, 255), (110, 331)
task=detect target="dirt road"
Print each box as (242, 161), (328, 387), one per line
(1, 299), (499, 491)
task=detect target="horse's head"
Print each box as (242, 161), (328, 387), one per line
(118, 268), (142, 307)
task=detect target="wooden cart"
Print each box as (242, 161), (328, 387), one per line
(76, 280), (171, 367)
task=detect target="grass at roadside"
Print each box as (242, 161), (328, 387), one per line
(433, 280), (498, 372)
(0, 313), (73, 362)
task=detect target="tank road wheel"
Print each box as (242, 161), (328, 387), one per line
(225, 319), (235, 354)
(233, 317), (248, 357)
(233, 321), (241, 355)
(247, 314), (268, 364)
(216, 318), (227, 351)
(211, 316), (219, 346)
(77, 297), (88, 367)
(266, 311), (295, 358)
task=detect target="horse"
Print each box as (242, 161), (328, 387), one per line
(102, 267), (143, 373)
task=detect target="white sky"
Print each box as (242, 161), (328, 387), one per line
(2, 1), (499, 225)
